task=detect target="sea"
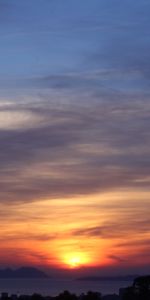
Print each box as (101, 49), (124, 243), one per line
(0, 279), (132, 296)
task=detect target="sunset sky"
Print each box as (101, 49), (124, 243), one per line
(0, 0), (150, 275)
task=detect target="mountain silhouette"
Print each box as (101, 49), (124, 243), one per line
(0, 267), (48, 278)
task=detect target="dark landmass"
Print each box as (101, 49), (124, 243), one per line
(0, 267), (48, 278)
(0, 275), (149, 300)
(0, 291), (119, 300)
(77, 275), (138, 282)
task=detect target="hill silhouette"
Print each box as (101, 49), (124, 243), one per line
(0, 267), (48, 278)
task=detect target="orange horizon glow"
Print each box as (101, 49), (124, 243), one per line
(0, 189), (150, 270)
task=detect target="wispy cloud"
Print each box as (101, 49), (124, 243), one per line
(0, 91), (149, 203)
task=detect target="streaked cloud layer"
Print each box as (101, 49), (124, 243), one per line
(0, 0), (150, 274)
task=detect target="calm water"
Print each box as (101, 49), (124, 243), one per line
(0, 279), (131, 296)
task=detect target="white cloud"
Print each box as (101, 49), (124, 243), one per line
(0, 110), (45, 130)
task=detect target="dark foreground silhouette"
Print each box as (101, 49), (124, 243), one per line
(121, 275), (150, 300)
(0, 276), (150, 300)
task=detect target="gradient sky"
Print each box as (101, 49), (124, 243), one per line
(0, 0), (150, 275)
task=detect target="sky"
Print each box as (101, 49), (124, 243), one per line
(0, 0), (150, 276)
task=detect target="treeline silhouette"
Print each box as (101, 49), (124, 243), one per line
(122, 275), (150, 300)
(0, 275), (150, 300)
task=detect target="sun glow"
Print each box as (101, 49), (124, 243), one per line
(68, 256), (81, 268)
(63, 252), (90, 268)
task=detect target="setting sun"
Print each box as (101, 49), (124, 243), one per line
(68, 256), (81, 268)
(63, 252), (89, 268)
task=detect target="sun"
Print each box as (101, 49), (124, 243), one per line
(68, 256), (81, 268)
(63, 252), (89, 269)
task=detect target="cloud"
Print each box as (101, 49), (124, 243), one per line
(108, 255), (127, 263)
(0, 233), (57, 242)
(0, 109), (46, 130)
(0, 90), (149, 203)
(72, 227), (104, 237)
(26, 73), (104, 91)
(71, 213), (150, 240)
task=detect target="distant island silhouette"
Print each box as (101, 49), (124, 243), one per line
(77, 275), (138, 281)
(0, 267), (141, 282)
(0, 267), (48, 278)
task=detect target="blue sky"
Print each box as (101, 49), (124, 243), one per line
(1, 0), (150, 82)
